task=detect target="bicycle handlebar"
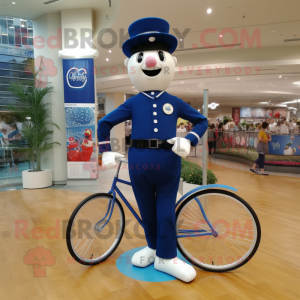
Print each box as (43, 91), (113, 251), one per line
(116, 158), (128, 163)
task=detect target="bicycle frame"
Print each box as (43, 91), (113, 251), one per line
(96, 159), (237, 239)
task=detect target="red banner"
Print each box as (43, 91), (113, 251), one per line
(232, 107), (240, 125)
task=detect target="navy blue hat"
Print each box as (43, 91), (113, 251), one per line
(122, 17), (178, 58)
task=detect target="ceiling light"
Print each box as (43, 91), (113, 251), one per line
(260, 102), (268, 104)
(236, 77), (240, 80)
(12, 2), (16, 4)
(106, 58), (109, 61)
(9, 26), (14, 29)
(219, 34), (222, 37)
(180, 39), (183, 41)
(207, 8), (212, 14)
(269, 83), (272, 84)
(293, 81), (300, 85)
(279, 75), (282, 78)
(281, 99), (300, 104)
(109, 50), (111, 53)
(208, 102), (219, 109)
(272, 30), (276, 33)
(181, 81), (184, 84)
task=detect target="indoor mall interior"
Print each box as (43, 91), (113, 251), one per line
(0, 1), (299, 299)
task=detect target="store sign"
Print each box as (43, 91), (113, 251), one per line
(62, 58), (95, 104)
(240, 107), (267, 118)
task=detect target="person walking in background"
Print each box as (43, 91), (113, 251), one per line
(250, 122), (271, 175)
(216, 122), (223, 138)
(125, 121), (132, 145)
(8, 123), (21, 144)
(177, 122), (187, 132)
(208, 124), (216, 155)
(255, 124), (262, 132)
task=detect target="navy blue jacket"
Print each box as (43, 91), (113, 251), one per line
(98, 91), (208, 152)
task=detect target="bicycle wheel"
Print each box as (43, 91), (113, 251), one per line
(176, 189), (261, 272)
(66, 193), (125, 265)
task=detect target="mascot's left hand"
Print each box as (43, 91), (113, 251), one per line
(167, 137), (191, 158)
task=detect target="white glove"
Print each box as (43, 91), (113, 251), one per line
(167, 137), (191, 158)
(101, 152), (125, 170)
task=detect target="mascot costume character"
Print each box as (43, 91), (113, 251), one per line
(97, 17), (208, 282)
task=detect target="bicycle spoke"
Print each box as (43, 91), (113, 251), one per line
(176, 191), (260, 272)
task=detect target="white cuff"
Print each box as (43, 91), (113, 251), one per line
(189, 131), (200, 142)
(98, 141), (110, 145)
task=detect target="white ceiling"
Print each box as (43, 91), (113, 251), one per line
(2, 0), (300, 115)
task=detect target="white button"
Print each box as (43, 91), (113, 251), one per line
(151, 92), (154, 95)
(154, 128), (158, 132)
(153, 104), (157, 108)
(154, 119), (158, 123)
(153, 112), (157, 116)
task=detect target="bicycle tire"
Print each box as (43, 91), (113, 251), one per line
(176, 189), (261, 272)
(66, 193), (125, 266)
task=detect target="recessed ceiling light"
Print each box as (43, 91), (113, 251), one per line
(181, 81), (184, 84)
(207, 8), (212, 14)
(285, 78), (287, 79)
(279, 75), (282, 78)
(269, 83), (272, 84)
(219, 34), (222, 37)
(236, 77), (240, 80)
(180, 39), (183, 41)
(9, 26), (14, 29)
(109, 50), (111, 53)
(293, 81), (300, 85)
(12, 2), (16, 4)
(106, 58), (109, 61)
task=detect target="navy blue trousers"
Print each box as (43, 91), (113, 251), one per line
(255, 154), (265, 169)
(128, 147), (181, 259)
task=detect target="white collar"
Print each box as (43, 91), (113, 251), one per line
(141, 91), (165, 99)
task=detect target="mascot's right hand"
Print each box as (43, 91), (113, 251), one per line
(101, 152), (125, 170)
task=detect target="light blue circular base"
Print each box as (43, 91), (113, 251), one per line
(116, 246), (191, 282)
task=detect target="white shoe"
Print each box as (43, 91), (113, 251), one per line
(154, 256), (196, 282)
(131, 247), (156, 267)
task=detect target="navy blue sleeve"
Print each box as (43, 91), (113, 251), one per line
(97, 100), (132, 152)
(178, 99), (208, 146)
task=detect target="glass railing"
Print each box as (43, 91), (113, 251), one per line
(213, 130), (300, 167)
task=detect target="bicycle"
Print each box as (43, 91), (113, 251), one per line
(66, 159), (261, 273)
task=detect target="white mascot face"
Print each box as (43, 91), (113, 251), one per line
(124, 50), (177, 92)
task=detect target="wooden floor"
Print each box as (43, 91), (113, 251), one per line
(0, 158), (299, 300)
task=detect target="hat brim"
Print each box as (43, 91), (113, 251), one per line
(122, 32), (178, 58)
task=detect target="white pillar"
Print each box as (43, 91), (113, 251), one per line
(105, 93), (126, 155)
(33, 12), (67, 184)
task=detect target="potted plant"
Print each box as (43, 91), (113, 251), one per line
(7, 59), (61, 189)
(179, 158), (218, 196)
